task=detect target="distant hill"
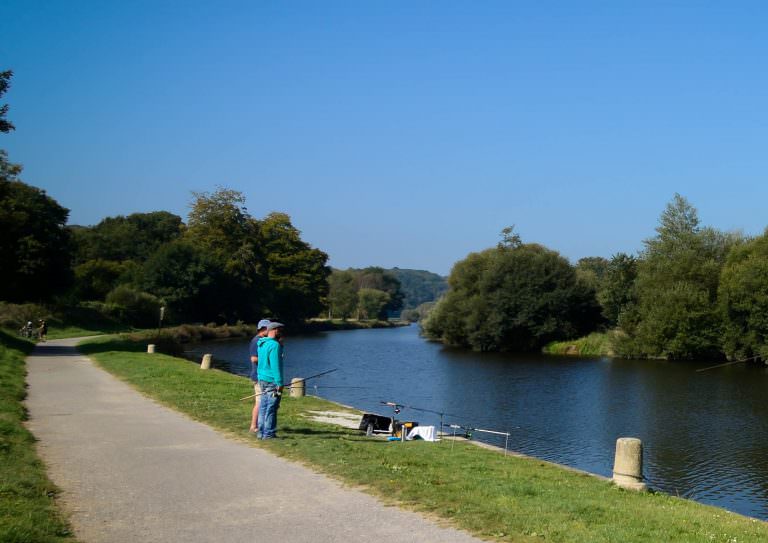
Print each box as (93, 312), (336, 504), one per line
(388, 268), (448, 310)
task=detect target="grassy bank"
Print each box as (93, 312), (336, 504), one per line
(0, 331), (75, 542)
(78, 336), (768, 542)
(543, 332), (615, 357)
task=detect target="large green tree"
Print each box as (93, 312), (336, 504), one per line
(71, 211), (183, 265)
(620, 194), (736, 359)
(0, 151), (72, 302)
(183, 188), (265, 321)
(424, 239), (600, 352)
(172, 188), (329, 323)
(259, 212), (330, 323)
(327, 269), (358, 319)
(73, 259), (138, 301)
(596, 253), (638, 327)
(718, 231), (768, 361)
(357, 288), (390, 320)
(353, 267), (404, 315)
(140, 240), (225, 322)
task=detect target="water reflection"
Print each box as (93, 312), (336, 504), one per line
(187, 324), (768, 520)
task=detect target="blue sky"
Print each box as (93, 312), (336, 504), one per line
(2, 1), (767, 275)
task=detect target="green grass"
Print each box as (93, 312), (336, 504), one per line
(79, 335), (768, 542)
(0, 331), (76, 543)
(543, 332), (616, 357)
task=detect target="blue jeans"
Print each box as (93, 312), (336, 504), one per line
(257, 381), (281, 439)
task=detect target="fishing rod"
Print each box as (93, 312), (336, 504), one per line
(380, 400), (459, 435)
(239, 368), (339, 400)
(443, 423), (513, 455)
(696, 354), (762, 373)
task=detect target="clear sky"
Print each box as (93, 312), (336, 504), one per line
(2, 1), (767, 275)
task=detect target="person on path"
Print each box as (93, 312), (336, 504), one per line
(38, 319), (48, 342)
(256, 321), (285, 439)
(248, 319), (271, 433)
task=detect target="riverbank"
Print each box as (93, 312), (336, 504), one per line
(0, 331), (74, 542)
(76, 335), (768, 542)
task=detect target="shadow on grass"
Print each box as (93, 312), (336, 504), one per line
(0, 329), (34, 354)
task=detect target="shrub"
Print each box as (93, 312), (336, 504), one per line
(106, 285), (162, 328)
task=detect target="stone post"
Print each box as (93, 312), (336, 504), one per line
(290, 377), (305, 398)
(147, 344), (156, 354)
(612, 437), (647, 491)
(200, 354), (212, 370)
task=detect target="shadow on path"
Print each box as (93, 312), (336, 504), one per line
(31, 344), (82, 357)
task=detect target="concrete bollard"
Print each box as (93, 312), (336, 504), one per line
(612, 437), (647, 491)
(147, 344), (156, 354)
(290, 377), (305, 398)
(200, 354), (212, 370)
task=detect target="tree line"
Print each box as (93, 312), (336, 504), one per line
(1, 150), (442, 328)
(425, 195), (768, 361)
(1, 162), (332, 326)
(1, 146), (447, 328)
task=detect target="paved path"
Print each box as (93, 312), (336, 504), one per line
(25, 338), (481, 543)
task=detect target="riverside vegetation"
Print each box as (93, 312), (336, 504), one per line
(0, 331), (74, 542)
(425, 197), (768, 362)
(73, 334), (768, 542)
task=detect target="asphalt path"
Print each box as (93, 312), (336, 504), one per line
(25, 338), (481, 543)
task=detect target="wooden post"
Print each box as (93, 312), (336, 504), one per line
(612, 437), (647, 491)
(290, 377), (305, 397)
(200, 354), (212, 370)
(147, 344), (155, 354)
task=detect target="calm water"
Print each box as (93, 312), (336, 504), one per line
(188, 324), (768, 520)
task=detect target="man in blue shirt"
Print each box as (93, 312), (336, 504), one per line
(256, 321), (285, 439)
(248, 319), (271, 433)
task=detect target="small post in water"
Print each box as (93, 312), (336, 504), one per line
(200, 354), (212, 370)
(147, 344), (155, 354)
(612, 437), (647, 491)
(290, 377), (305, 397)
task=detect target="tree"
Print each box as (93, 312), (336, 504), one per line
(73, 259), (137, 301)
(719, 231), (768, 361)
(140, 240), (225, 322)
(497, 225), (522, 249)
(328, 269), (358, 319)
(353, 267), (404, 315)
(0, 151), (72, 302)
(186, 187), (261, 281)
(184, 188), (265, 321)
(424, 241), (600, 351)
(575, 257), (609, 293)
(0, 70), (14, 133)
(596, 253), (638, 327)
(357, 288), (390, 320)
(621, 194), (736, 359)
(71, 211), (183, 264)
(259, 212), (330, 323)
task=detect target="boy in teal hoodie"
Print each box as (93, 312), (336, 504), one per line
(256, 322), (285, 439)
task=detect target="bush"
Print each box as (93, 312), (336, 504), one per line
(0, 302), (51, 331)
(106, 285), (162, 328)
(424, 243), (601, 352)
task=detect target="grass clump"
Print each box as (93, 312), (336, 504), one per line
(543, 332), (616, 356)
(0, 330), (75, 542)
(79, 336), (768, 542)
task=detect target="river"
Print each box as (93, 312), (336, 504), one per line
(187, 324), (768, 520)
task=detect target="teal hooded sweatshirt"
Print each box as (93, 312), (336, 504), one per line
(256, 337), (284, 386)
